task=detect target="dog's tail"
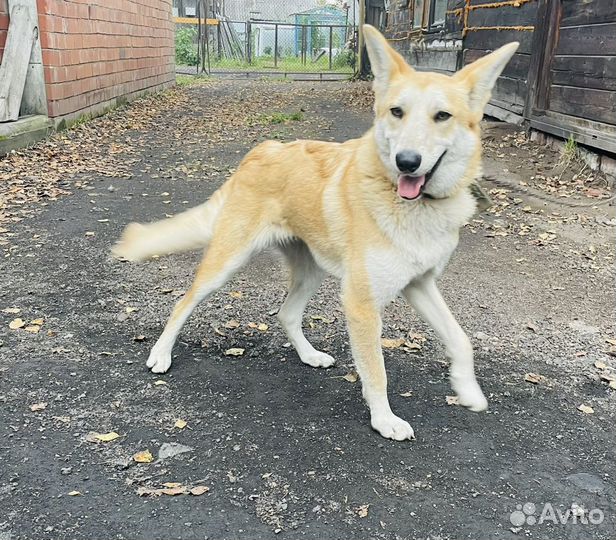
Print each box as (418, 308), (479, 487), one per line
(111, 184), (228, 262)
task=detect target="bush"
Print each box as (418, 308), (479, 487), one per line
(176, 27), (198, 66)
(333, 49), (356, 69)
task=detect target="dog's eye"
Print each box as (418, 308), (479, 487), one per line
(390, 107), (404, 119)
(434, 111), (452, 122)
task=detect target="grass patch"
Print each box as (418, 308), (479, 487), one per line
(208, 55), (354, 74)
(250, 111), (304, 125)
(175, 74), (211, 87)
(563, 134), (579, 161)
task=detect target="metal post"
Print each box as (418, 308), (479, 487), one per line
(216, 21), (222, 61)
(328, 25), (333, 70)
(301, 25), (306, 65)
(246, 21), (251, 65)
(274, 23), (278, 68)
(358, 0), (366, 78)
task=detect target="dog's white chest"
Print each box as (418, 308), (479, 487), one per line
(365, 228), (458, 306)
(364, 193), (475, 306)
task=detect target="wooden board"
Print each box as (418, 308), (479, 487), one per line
(467, 1), (538, 27)
(561, 0), (616, 26)
(556, 23), (616, 56)
(530, 110), (616, 154)
(549, 85), (616, 125)
(551, 55), (616, 92)
(493, 76), (527, 111)
(464, 28), (534, 54)
(464, 49), (530, 80)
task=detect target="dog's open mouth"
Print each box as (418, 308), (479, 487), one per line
(397, 151), (447, 201)
(397, 174), (426, 200)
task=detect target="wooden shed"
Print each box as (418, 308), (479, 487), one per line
(382, 0), (616, 155)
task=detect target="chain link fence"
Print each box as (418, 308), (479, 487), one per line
(174, 1), (359, 77)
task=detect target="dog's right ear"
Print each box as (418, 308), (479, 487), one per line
(363, 24), (412, 94)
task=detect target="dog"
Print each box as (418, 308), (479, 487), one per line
(113, 25), (518, 441)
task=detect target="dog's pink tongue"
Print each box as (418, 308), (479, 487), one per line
(398, 174), (426, 200)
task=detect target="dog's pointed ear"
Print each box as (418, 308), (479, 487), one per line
(363, 24), (412, 93)
(454, 42), (519, 114)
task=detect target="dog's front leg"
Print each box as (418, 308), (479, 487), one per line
(343, 284), (415, 441)
(403, 276), (488, 411)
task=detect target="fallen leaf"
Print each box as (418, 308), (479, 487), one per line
(133, 450), (154, 463)
(526, 322), (538, 333)
(2, 307), (20, 314)
(524, 372), (546, 384)
(609, 380), (616, 390)
(89, 431), (120, 442)
(30, 402), (47, 412)
(356, 504), (369, 518)
(137, 485), (189, 497)
(224, 348), (245, 356)
(577, 404), (594, 414)
(174, 419), (187, 429)
(599, 372), (615, 382)
(445, 395), (459, 406)
(162, 482), (183, 488)
(24, 325), (41, 333)
(154, 379), (167, 386)
(399, 391), (413, 397)
(342, 371), (358, 383)
(310, 315), (334, 323)
(594, 361), (608, 370)
(381, 337), (405, 348)
(9, 318), (25, 329)
(190, 485), (210, 496)
(68, 491), (82, 496)
(229, 291), (243, 299)
(125, 306), (138, 314)
(30, 318), (44, 325)
(134, 335), (146, 342)
(606, 338), (616, 346)
(257, 323), (268, 331)
(223, 319), (240, 329)
(403, 340), (422, 351)
(575, 351), (587, 357)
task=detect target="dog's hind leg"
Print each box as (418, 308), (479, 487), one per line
(146, 221), (259, 374)
(403, 275), (488, 412)
(278, 242), (335, 368)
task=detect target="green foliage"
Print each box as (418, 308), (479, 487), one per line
(176, 27), (198, 66)
(333, 49), (356, 69)
(563, 134), (578, 160)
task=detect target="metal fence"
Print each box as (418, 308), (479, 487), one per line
(175, 17), (358, 76)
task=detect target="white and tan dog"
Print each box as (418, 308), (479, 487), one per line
(113, 26), (518, 441)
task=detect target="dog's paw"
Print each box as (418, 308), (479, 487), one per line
(146, 349), (172, 373)
(452, 378), (488, 412)
(371, 413), (415, 441)
(301, 351), (336, 368)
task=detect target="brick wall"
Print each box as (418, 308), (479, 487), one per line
(36, 0), (175, 123)
(0, 0), (8, 65)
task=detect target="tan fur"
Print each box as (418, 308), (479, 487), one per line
(113, 26), (518, 440)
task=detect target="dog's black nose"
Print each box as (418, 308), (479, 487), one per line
(396, 151), (422, 173)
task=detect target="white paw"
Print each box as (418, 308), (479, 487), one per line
(451, 377), (488, 412)
(146, 348), (173, 373)
(300, 351), (336, 368)
(371, 413), (415, 441)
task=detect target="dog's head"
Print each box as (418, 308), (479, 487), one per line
(363, 25), (518, 200)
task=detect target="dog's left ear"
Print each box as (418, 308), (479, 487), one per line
(363, 24), (412, 94)
(454, 42), (519, 114)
